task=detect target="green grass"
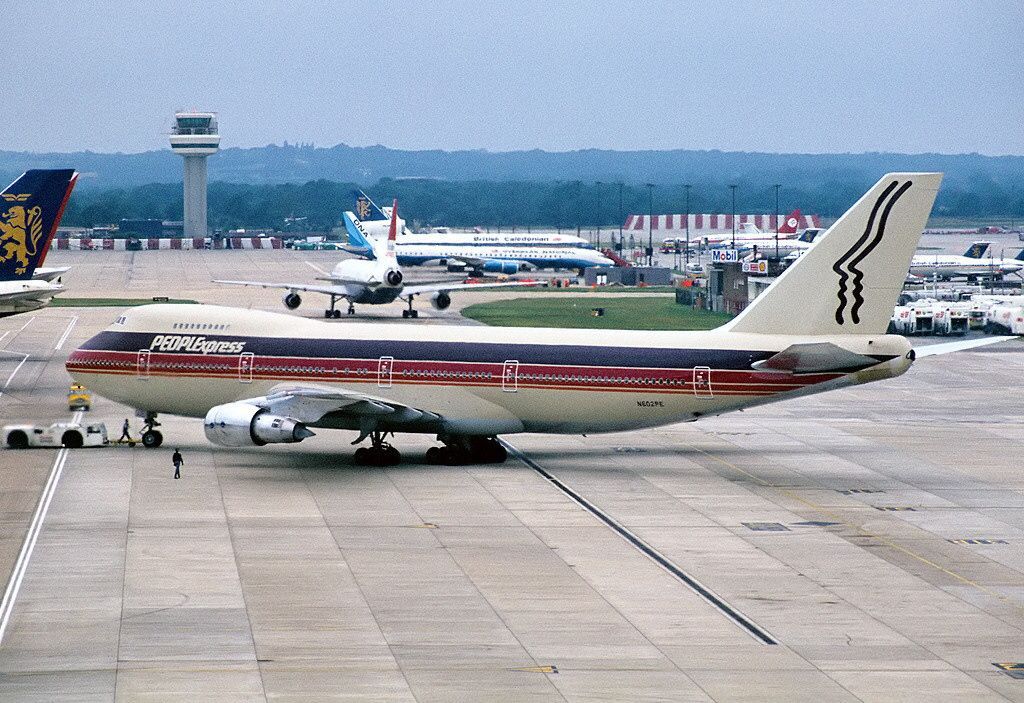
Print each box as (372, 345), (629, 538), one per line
(462, 295), (733, 330)
(51, 297), (198, 307)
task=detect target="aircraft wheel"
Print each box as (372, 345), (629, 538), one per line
(141, 430), (163, 448)
(382, 445), (402, 466)
(411, 310), (419, 319)
(440, 446), (469, 466)
(7, 431), (28, 449)
(402, 310), (410, 318)
(61, 431), (83, 449)
(324, 310), (333, 318)
(425, 446), (443, 464)
(335, 309), (344, 318)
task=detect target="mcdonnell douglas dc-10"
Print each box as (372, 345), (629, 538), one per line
(67, 173), (1009, 465)
(215, 201), (544, 318)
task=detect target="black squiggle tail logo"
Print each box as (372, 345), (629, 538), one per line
(832, 180), (911, 324)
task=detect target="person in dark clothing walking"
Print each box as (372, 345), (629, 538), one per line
(172, 448), (183, 479)
(118, 418), (131, 442)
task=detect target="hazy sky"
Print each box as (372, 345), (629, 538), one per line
(6, 1), (1022, 155)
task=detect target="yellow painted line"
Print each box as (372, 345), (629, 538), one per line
(685, 442), (1024, 614)
(511, 665), (558, 674)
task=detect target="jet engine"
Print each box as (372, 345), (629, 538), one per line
(481, 260), (520, 275)
(283, 292), (302, 309)
(204, 403), (315, 447)
(385, 268), (404, 286)
(431, 291), (452, 310)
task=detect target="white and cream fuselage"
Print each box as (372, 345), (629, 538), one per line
(67, 304), (913, 436)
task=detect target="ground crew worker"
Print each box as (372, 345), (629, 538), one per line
(119, 418), (131, 442)
(172, 448), (183, 479)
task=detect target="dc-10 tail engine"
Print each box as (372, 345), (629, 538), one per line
(204, 403), (315, 447)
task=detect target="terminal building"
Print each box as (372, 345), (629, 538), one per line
(169, 111), (220, 239)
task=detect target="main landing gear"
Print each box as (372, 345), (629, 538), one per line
(425, 436), (507, 465)
(140, 412), (163, 448)
(401, 297), (419, 319)
(353, 431), (402, 466)
(323, 295), (349, 319)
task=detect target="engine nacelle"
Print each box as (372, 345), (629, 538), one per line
(204, 403), (314, 447)
(385, 268), (404, 286)
(481, 260), (520, 275)
(431, 291), (452, 310)
(283, 292), (302, 309)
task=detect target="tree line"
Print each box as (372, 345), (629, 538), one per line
(59, 176), (1024, 231)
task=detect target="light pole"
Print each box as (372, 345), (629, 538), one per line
(773, 183), (780, 259)
(617, 182), (623, 253)
(646, 183), (655, 266)
(684, 184), (692, 268)
(729, 184), (737, 250)
(595, 181), (602, 250)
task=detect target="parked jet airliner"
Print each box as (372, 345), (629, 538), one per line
(0, 170), (78, 318)
(67, 173), (1011, 464)
(215, 201), (544, 318)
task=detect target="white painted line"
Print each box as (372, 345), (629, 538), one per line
(0, 352), (30, 402)
(0, 331), (9, 347)
(17, 317), (35, 333)
(304, 261), (328, 275)
(0, 410), (81, 646)
(54, 316), (79, 351)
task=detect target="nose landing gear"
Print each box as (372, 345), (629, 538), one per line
(140, 412), (163, 448)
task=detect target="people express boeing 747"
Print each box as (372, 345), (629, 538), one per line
(67, 173), (1010, 463)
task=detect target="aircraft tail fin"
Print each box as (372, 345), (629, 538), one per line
(1015, 248), (1024, 262)
(778, 209), (802, 234)
(341, 212), (376, 260)
(353, 190), (389, 222)
(0, 169), (77, 281)
(384, 199), (398, 259)
(962, 241), (991, 259)
(723, 173), (942, 336)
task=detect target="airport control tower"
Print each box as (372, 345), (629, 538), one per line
(169, 112), (219, 238)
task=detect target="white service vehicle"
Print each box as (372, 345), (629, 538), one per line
(3, 421), (108, 449)
(986, 305), (1024, 335)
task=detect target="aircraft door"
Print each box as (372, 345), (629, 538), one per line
(692, 366), (713, 397)
(238, 352), (254, 383)
(378, 356), (394, 388)
(136, 349), (150, 380)
(502, 360), (519, 392)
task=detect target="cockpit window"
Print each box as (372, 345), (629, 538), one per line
(114, 315), (127, 325)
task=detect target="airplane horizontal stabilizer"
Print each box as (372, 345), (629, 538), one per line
(913, 336), (1018, 358)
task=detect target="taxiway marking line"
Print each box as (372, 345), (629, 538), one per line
(0, 352), (31, 402)
(686, 442), (1024, 614)
(54, 316), (78, 351)
(0, 410), (82, 646)
(0, 331), (9, 347)
(17, 317), (35, 333)
(502, 440), (778, 645)
(304, 261), (328, 275)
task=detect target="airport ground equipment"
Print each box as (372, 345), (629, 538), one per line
(68, 383), (91, 411)
(986, 305), (1024, 334)
(4, 421), (108, 449)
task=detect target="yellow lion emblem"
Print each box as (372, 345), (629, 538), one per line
(0, 202), (44, 275)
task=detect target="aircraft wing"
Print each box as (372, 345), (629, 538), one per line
(213, 279), (352, 298)
(240, 383), (443, 434)
(32, 267), (70, 282)
(401, 279), (548, 297)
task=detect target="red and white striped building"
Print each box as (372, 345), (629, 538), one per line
(55, 237), (284, 251)
(623, 213), (820, 234)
